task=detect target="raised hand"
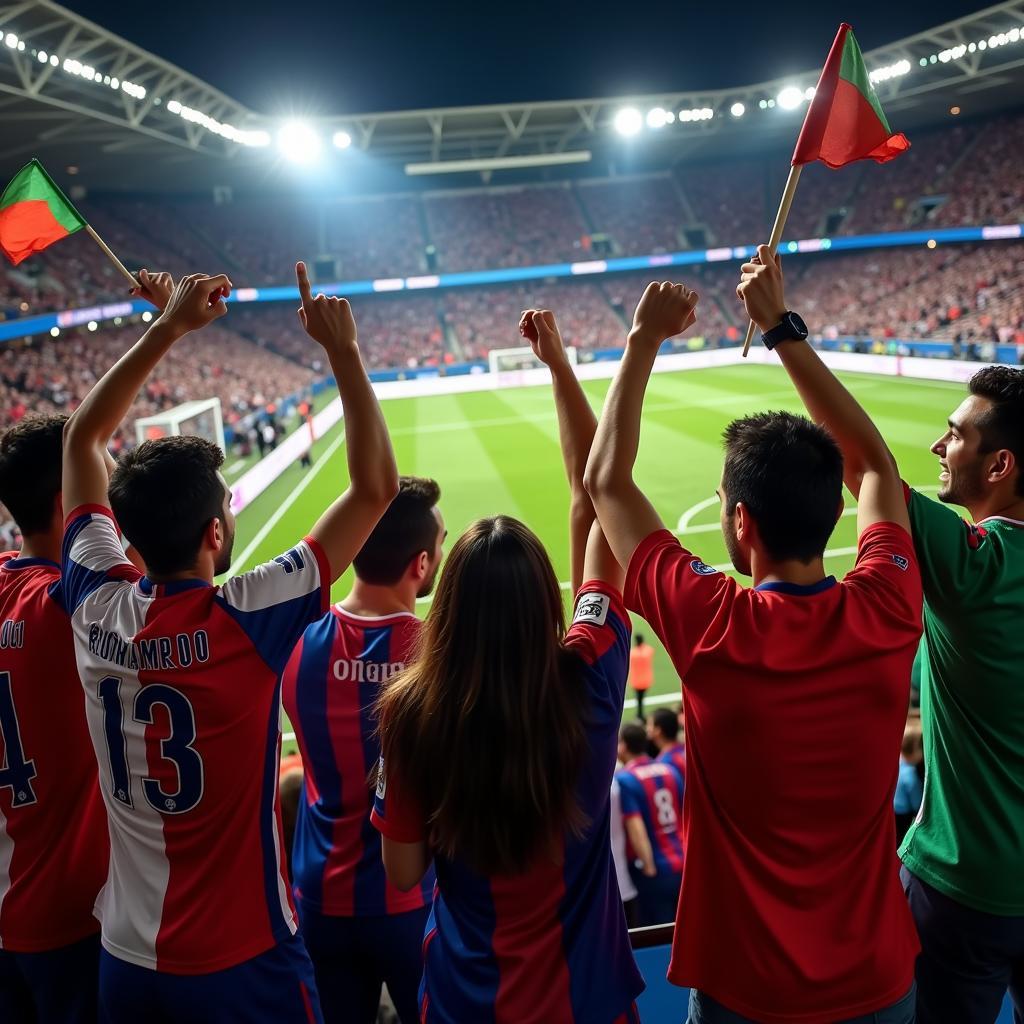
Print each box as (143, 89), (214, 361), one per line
(130, 269), (175, 310)
(629, 281), (699, 349)
(519, 308), (570, 367)
(736, 244), (787, 333)
(157, 274), (232, 337)
(296, 261), (356, 352)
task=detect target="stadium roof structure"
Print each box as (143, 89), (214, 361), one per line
(2, 0), (1024, 191)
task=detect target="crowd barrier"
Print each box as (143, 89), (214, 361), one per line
(230, 345), (1008, 514)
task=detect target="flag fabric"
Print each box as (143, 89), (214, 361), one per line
(0, 159), (86, 265)
(793, 24), (910, 169)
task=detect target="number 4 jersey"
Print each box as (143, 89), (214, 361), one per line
(61, 504), (330, 974)
(0, 552), (108, 952)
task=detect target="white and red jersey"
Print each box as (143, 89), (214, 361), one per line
(61, 504), (330, 975)
(0, 552), (109, 952)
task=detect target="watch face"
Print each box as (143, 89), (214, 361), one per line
(787, 312), (809, 339)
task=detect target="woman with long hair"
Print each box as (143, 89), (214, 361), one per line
(372, 310), (645, 1023)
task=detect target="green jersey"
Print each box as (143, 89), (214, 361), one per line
(899, 487), (1024, 914)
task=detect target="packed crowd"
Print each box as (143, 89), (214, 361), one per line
(6, 109), (1024, 320)
(2, 257), (1021, 1024)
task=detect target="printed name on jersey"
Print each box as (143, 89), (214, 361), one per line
(333, 658), (406, 683)
(0, 618), (25, 649)
(87, 624), (210, 670)
(689, 559), (720, 576)
(375, 756), (386, 799)
(573, 592), (610, 627)
(890, 554), (910, 571)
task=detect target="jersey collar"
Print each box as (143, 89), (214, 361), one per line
(977, 515), (1024, 529)
(754, 576), (837, 596)
(138, 577), (212, 597)
(625, 755), (653, 771)
(2, 556), (59, 571)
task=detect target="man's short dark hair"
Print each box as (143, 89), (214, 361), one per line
(620, 722), (648, 756)
(652, 708), (679, 742)
(109, 436), (225, 575)
(722, 411), (843, 563)
(353, 476), (441, 585)
(969, 366), (1024, 497)
(0, 415), (67, 535)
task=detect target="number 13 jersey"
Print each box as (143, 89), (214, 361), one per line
(62, 504), (330, 975)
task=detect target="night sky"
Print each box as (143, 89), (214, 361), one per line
(68, 0), (980, 114)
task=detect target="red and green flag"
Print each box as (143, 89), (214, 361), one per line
(793, 24), (910, 169)
(0, 159), (86, 265)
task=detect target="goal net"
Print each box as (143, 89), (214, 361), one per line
(134, 397), (226, 453)
(488, 345), (578, 377)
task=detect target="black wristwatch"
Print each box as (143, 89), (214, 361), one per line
(761, 311), (809, 350)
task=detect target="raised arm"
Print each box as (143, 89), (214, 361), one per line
(296, 262), (399, 582)
(62, 273), (231, 514)
(584, 283), (699, 570)
(737, 245), (908, 534)
(520, 309), (621, 592)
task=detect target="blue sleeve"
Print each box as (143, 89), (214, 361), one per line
(617, 773), (642, 818)
(61, 504), (140, 612)
(564, 583), (631, 727)
(217, 537), (331, 675)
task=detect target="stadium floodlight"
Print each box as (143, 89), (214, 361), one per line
(5, 33), (18, 48)
(49, 54), (58, 66)
(613, 107), (643, 137)
(758, 99), (768, 109)
(87, 320), (98, 332)
(777, 86), (804, 110)
(405, 151), (591, 175)
(646, 107), (670, 129)
(333, 130), (353, 150)
(49, 327), (60, 338)
(37, 50), (47, 63)
(141, 311), (153, 323)
(804, 86), (815, 100)
(278, 121), (322, 163)
(730, 102), (745, 117)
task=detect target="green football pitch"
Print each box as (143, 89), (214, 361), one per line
(224, 363), (960, 753)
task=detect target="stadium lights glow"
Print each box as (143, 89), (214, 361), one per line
(164, 99), (269, 146)
(613, 107), (643, 136)
(333, 130), (353, 150)
(804, 86), (816, 100)
(5, 33), (18, 48)
(730, 102), (745, 117)
(678, 107), (714, 122)
(141, 311), (153, 323)
(87, 320), (98, 332)
(870, 59), (911, 84)
(49, 327), (60, 338)
(278, 121), (322, 163)
(777, 86), (805, 110)
(927, 238), (937, 248)
(646, 107), (670, 128)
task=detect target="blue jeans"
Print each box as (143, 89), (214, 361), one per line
(686, 983), (916, 1024)
(902, 866), (1024, 1024)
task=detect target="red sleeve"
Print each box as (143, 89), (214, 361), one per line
(844, 521), (923, 632)
(624, 529), (739, 678)
(370, 757), (425, 844)
(563, 580), (630, 667)
(303, 535), (332, 614)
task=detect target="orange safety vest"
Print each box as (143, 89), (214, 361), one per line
(629, 643), (654, 692)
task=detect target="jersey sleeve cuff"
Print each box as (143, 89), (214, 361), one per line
(303, 535), (331, 614)
(370, 808), (425, 844)
(575, 580), (629, 624)
(64, 503), (116, 530)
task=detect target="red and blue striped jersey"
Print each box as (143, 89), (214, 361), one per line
(657, 742), (686, 785)
(372, 582), (645, 1024)
(0, 553), (108, 952)
(282, 606), (434, 916)
(616, 756), (685, 877)
(61, 504), (329, 974)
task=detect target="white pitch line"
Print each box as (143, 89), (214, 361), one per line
(227, 428), (347, 576)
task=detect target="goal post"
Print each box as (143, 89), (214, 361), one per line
(134, 397), (226, 453)
(487, 345), (578, 375)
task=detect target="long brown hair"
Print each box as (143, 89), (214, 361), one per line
(376, 515), (589, 875)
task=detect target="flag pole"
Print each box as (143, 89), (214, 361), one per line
(84, 224), (138, 289)
(741, 163), (803, 357)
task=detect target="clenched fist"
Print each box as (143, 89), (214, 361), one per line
(629, 281), (699, 349)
